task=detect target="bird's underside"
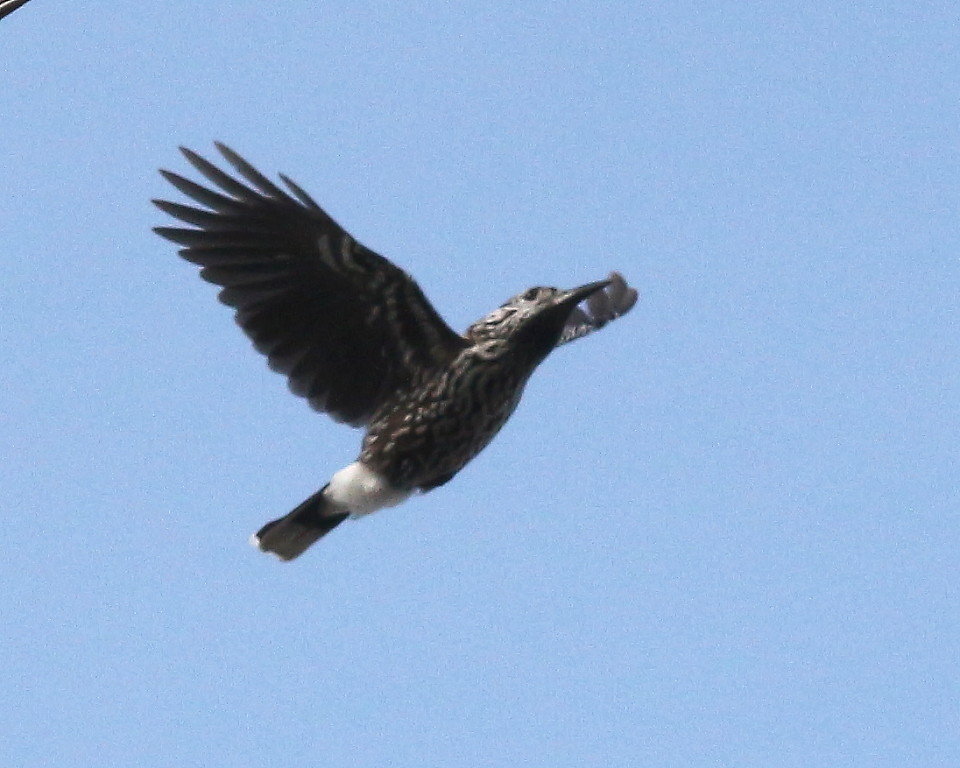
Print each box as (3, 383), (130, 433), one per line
(154, 143), (638, 560)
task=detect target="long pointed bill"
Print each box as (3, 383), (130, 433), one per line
(556, 279), (611, 308)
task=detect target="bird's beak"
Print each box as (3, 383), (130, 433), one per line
(556, 279), (611, 308)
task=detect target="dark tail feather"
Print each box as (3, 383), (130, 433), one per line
(252, 487), (348, 561)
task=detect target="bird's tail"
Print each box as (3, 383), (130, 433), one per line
(251, 486), (348, 561)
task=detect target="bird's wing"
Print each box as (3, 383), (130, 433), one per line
(0, 0), (33, 21)
(557, 272), (639, 346)
(154, 144), (467, 427)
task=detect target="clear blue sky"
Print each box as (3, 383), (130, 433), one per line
(3, 2), (958, 766)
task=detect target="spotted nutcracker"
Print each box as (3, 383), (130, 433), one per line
(154, 144), (638, 560)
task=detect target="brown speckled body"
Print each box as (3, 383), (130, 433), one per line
(360, 340), (534, 491)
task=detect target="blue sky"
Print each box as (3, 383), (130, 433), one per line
(2, 2), (958, 766)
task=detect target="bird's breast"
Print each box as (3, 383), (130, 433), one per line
(360, 355), (531, 490)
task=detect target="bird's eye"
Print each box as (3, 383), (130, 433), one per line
(523, 288), (539, 301)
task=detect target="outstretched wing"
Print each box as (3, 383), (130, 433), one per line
(154, 144), (467, 427)
(557, 272), (638, 346)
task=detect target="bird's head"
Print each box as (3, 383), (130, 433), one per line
(466, 279), (611, 359)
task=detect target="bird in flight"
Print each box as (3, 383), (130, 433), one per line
(154, 144), (638, 560)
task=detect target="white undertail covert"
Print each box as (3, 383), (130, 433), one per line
(324, 462), (413, 518)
